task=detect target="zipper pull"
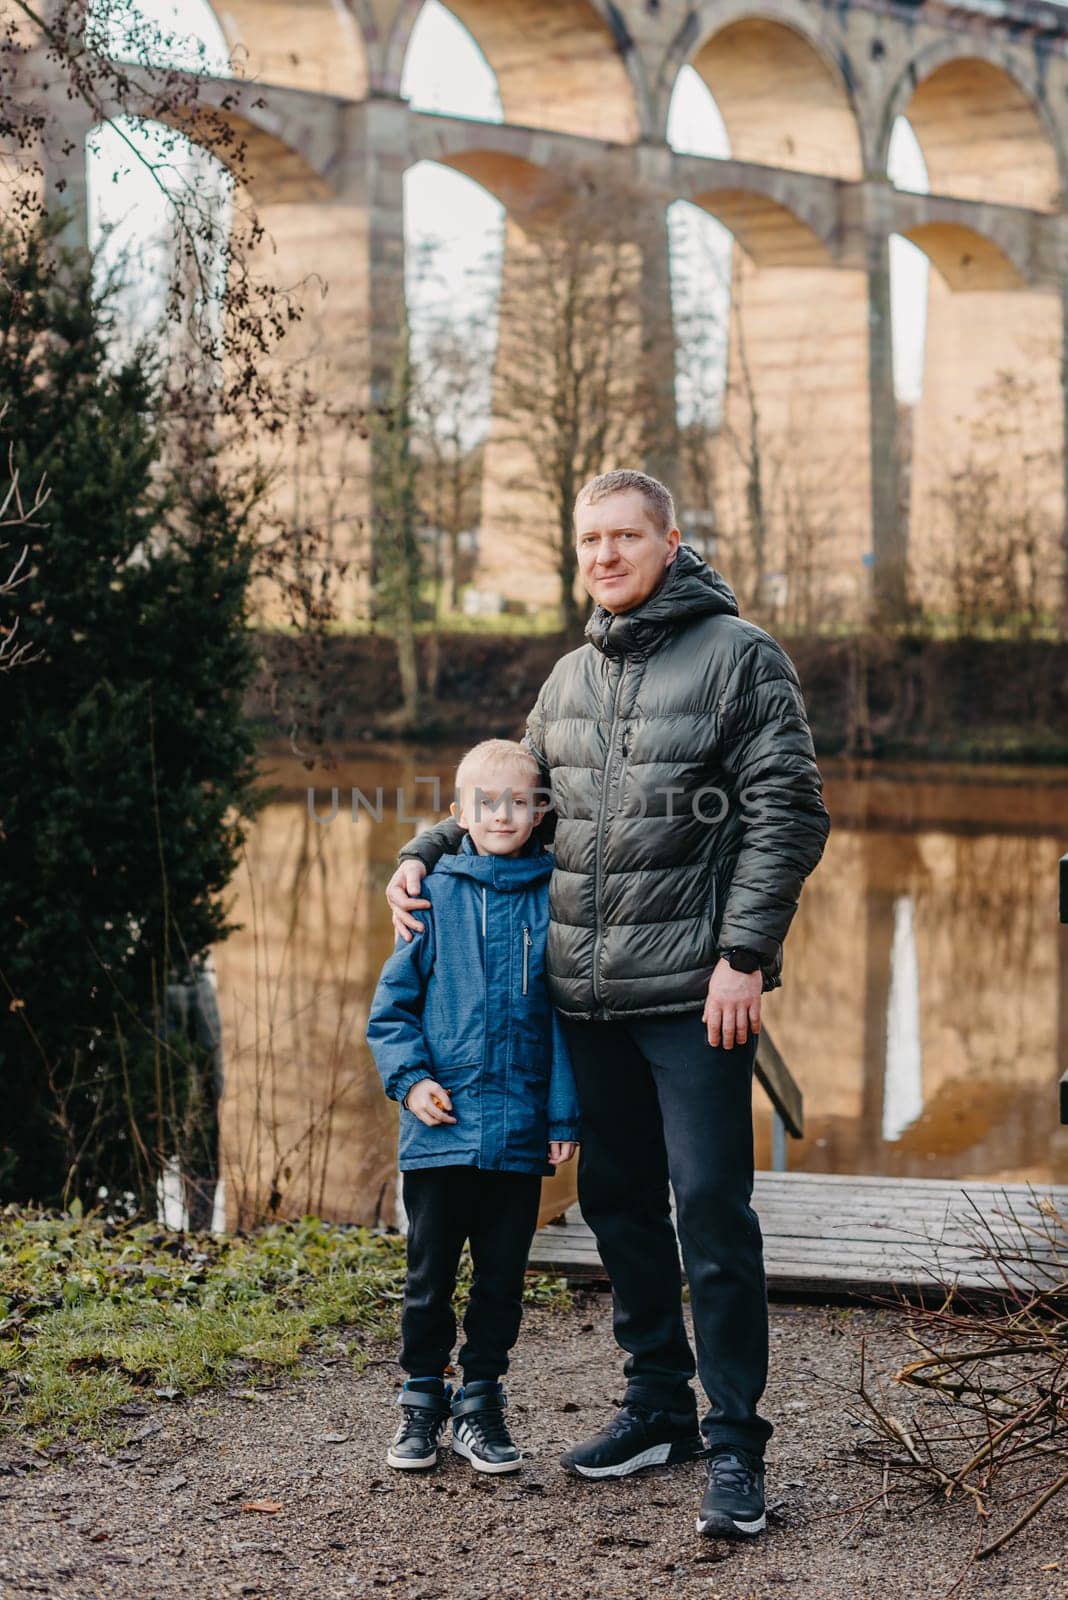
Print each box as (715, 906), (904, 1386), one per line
(621, 726), (630, 758)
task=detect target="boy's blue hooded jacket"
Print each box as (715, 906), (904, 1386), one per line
(366, 833), (581, 1176)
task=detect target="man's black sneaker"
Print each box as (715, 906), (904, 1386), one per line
(695, 1447), (766, 1537)
(450, 1380), (522, 1474)
(560, 1401), (702, 1479)
(386, 1380), (452, 1470)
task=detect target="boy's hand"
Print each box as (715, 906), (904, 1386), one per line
(386, 860), (431, 942)
(548, 1141), (577, 1166)
(404, 1080), (457, 1126)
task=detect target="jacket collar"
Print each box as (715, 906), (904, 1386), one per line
(432, 830), (554, 890)
(583, 542), (738, 662)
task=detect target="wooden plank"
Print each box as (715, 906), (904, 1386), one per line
(754, 1026), (803, 1138)
(527, 1173), (1068, 1300)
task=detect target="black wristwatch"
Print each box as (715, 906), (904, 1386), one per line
(719, 946), (763, 974)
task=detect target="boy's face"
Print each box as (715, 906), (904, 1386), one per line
(450, 762), (545, 856)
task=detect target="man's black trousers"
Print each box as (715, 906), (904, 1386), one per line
(562, 1012), (773, 1457)
(399, 1165), (542, 1383)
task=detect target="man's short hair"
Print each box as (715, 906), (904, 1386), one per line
(455, 738), (540, 799)
(573, 469), (676, 539)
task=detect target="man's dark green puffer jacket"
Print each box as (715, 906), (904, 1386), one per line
(399, 543), (830, 1021)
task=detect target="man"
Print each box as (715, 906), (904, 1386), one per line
(386, 468), (830, 1538)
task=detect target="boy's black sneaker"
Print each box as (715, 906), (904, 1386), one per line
(560, 1400), (702, 1478)
(450, 1380), (522, 1474)
(386, 1380), (452, 1470)
(695, 1447), (766, 1537)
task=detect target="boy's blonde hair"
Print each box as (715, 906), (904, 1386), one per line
(454, 738), (541, 803)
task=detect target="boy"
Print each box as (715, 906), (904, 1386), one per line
(366, 738), (580, 1475)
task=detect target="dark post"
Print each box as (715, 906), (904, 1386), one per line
(1060, 853), (1068, 1123)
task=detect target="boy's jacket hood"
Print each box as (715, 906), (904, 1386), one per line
(584, 541), (739, 662)
(430, 830), (554, 891)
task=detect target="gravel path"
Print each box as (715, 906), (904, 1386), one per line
(1, 1293), (1065, 1600)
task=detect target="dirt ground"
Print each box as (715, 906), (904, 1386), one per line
(1, 1293), (1066, 1600)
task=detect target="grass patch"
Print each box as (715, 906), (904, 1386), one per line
(0, 1207), (570, 1450)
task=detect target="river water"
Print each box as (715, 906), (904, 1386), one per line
(210, 746), (1068, 1229)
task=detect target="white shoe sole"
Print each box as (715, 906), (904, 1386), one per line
(386, 1448), (438, 1470)
(695, 1510), (767, 1537)
(451, 1435), (522, 1474)
(566, 1442), (675, 1479)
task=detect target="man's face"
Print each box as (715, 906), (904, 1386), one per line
(575, 488), (680, 614)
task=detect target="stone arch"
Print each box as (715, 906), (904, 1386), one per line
(901, 223), (1025, 293)
(664, 3), (864, 180)
(214, 0), (370, 96)
(430, 149), (573, 223)
(149, 91), (333, 205)
(386, 0), (645, 141)
(691, 189), (832, 269)
(881, 44), (1062, 212)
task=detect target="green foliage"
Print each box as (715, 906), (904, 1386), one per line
(0, 219), (266, 1210)
(0, 1209), (570, 1448)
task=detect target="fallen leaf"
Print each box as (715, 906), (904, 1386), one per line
(240, 1499), (282, 1515)
(88, 1531), (110, 1543)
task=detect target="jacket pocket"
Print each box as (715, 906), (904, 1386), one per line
(705, 868), (720, 961)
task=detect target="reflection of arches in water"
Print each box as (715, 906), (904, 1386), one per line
(882, 895), (923, 1143)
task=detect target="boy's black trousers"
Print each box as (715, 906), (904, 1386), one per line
(400, 1165), (542, 1383)
(562, 1012), (773, 1458)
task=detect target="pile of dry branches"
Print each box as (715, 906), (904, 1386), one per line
(853, 1194), (1066, 1564)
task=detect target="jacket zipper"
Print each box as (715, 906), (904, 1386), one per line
(521, 925), (531, 995)
(616, 724), (631, 810)
(592, 662), (626, 1010)
(481, 885), (487, 939)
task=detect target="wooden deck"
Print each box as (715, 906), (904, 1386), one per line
(528, 1171), (1068, 1301)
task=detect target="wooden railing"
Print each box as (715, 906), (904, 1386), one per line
(755, 1024), (804, 1172)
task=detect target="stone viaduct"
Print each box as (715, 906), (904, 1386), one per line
(25, 0), (1068, 623)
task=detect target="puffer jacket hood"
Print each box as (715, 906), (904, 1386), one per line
(432, 830), (554, 890)
(583, 543), (739, 661)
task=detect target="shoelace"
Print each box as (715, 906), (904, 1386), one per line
(462, 1404), (513, 1449)
(702, 1451), (760, 1492)
(602, 1403), (649, 1440)
(399, 1405), (445, 1442)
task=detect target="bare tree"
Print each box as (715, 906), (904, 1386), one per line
(914, 370), (1063, 638)
(482, 165), (677, 630)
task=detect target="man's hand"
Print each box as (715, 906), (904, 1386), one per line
(548, 1141), (578, 1166)
(387, 860), (431, 942)
(403, 1079), (457, 1126)
(703, 958), (762, 1050)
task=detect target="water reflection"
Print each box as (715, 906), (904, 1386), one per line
(212, 748), (1068, 1226)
